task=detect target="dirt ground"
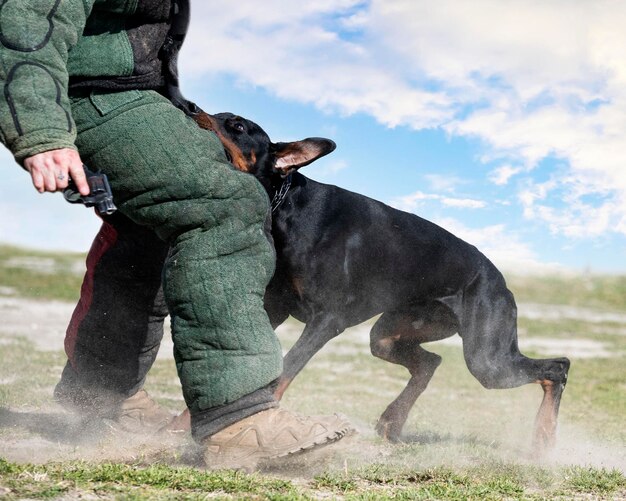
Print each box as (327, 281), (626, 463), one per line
(0, 296), (624, 475)
(0, 296), (176, 360)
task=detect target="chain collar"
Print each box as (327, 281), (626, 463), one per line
(270, 174), (292, 213)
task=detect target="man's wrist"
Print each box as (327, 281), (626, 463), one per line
(13, 134), (77, 167)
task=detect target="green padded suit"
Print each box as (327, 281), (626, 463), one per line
(0, 0), (282, 440)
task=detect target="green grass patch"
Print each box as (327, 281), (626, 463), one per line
(561, 356), (626, 442)
(0, 245), (85, 301)
(315, 463), (626, 500)
(562, 465), (626, 495)
(0, 337), (65, 408)
(0, 459), (623, 500)
(507, 273), (626, 311)
(518, 317), (626, 346)
(0, 459), (303, 500)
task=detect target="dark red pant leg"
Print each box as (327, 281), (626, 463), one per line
(55, 213), (169, 412)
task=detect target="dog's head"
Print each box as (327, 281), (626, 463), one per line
(194, 112), (336, 181)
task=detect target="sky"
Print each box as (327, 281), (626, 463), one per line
(1, 0), (625, 274)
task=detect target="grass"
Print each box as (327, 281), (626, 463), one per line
(0, 244), (625, 499)
(0, 337), (66, 409)
(0, 459), (301, 499)
(314, 463), (626, 500)
(507, 273), (626, 311)
(0, 459), (623, 500)
(0, 245), (85, 301)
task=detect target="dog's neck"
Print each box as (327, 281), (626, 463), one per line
(269, 174), (292, 213)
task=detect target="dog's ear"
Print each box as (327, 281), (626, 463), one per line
(272, 138), (336, 176)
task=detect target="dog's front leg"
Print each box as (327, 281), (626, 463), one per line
(275, 314), (345, 400)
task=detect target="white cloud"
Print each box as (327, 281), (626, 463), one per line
(392, 191), (438, 210)
(182, 1), (455, 128)
(424, 174), (465, 192)
(392, 191), (486, 211)
(370, 1), (626, 238)
(182, 0), (626, 239)
(441, 197), (486, 209)
(489, 165), (523, 186)
(519, 175), (619, 238)
(433, 218), (564, 275)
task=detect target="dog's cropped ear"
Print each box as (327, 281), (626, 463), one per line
(272, 138), (336, 177)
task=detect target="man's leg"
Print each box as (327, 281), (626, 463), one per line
(69, 89), (352, 467)
(54, 212), (172, 432)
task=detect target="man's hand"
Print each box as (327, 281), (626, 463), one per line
(23, 148), (90, 196)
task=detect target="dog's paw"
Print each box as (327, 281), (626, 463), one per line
(375, 418), (403, 443)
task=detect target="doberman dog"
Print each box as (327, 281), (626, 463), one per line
(179, 111), (570, 452)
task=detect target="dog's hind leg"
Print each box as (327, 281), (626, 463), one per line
(532, 378), (568, 456)
(370, 306), (456, 441)
(275, 313), (345, 400)
(459, 271), (570, 455)
(374, 346), (441, 442)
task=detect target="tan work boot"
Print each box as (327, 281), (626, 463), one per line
(101, 389), (174, 435)
(204, 408), (355, 471)
(55, 379), (177, 436)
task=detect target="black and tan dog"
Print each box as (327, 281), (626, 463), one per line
(192, 111), (570, 452)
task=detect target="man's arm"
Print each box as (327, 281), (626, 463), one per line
(0, 1), (96, 194)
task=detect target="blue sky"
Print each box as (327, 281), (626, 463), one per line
(1, 1), (625, 274)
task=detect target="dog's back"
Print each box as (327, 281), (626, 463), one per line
(270, 171), (489, 323)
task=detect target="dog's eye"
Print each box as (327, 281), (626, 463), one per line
(233, 122), (245, 132)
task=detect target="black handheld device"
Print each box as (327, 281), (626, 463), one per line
(63, 165), (117, 215)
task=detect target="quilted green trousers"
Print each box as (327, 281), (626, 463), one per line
(69, 89), (283, 416)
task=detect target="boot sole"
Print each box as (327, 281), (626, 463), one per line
(204, 420), (355, 472)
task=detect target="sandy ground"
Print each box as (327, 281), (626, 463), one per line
(0, 296), (176, 360)
(0, 295), (624, 473)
